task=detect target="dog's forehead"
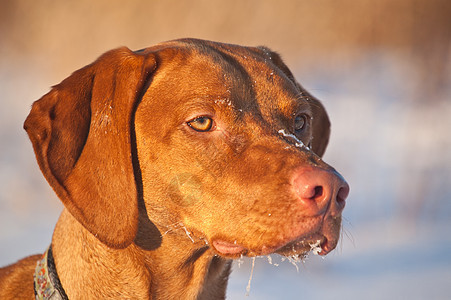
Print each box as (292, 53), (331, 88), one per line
(149, 39), (303, 116)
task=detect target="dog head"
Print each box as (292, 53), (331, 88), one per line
(25, 39), (348, 258)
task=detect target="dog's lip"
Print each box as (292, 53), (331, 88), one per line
(212, 240), (246, 256)
(211, 235), (329, 258)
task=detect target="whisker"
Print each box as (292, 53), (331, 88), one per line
(161, 222), (184, 236)
(343, 226), (355, 248)
(287, 256), (300, 273)
(265, 255), (279, 267)
(339, 223), (344, 254)
(237, 254), (244, 268)
(181, 225), (195, 243)
(342, 217), (355, 248)
(161, 221), (198, 244)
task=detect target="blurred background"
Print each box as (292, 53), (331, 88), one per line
(1, 0), (450, 299)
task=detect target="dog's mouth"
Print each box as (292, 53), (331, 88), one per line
(211, 216), (342, 259)
(212, 232), (338, 259)
(274, 235), (329, 257)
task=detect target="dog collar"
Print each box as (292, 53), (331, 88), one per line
(34, 245), (68, 300)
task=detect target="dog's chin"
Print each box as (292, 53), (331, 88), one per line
(274, 227), (342, 258)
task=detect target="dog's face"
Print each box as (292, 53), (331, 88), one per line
(24, 39), (348, 259)
(134, 40), (348, 258)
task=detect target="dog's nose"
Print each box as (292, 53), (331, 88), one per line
(292, 167), (349, 217)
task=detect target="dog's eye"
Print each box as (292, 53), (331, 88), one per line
(294, 114), (307, 132)
(187, 116), (213, 132)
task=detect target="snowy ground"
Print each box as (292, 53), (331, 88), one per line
(1, 52), (450, 299)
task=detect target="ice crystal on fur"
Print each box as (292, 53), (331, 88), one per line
(309, 240), (322, 255)
(245, 257), (256, 296)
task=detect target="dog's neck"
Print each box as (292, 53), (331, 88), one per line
(52, 209), (231, 299)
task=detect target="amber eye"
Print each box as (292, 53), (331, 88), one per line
(294, 114), (307, 132)
(187, 116), (213, 132)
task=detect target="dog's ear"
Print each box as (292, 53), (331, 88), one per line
(302, 93), (330, 157)
(24, 47), (156, 248)
(257, 47), (331, 157)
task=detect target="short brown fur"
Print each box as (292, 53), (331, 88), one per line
(0, 39), (348, 299)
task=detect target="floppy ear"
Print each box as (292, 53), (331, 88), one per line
(24, 47), (156, 248)
(257, 47), (331, 157)
(302, 92), (330, 157)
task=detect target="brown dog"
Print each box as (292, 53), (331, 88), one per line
(0, 38), (349, 299)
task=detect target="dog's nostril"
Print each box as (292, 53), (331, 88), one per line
(336, 185), (349, 209)
(313, 186), (323, 199)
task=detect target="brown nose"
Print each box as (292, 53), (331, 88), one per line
(292, 167), (349, 216)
